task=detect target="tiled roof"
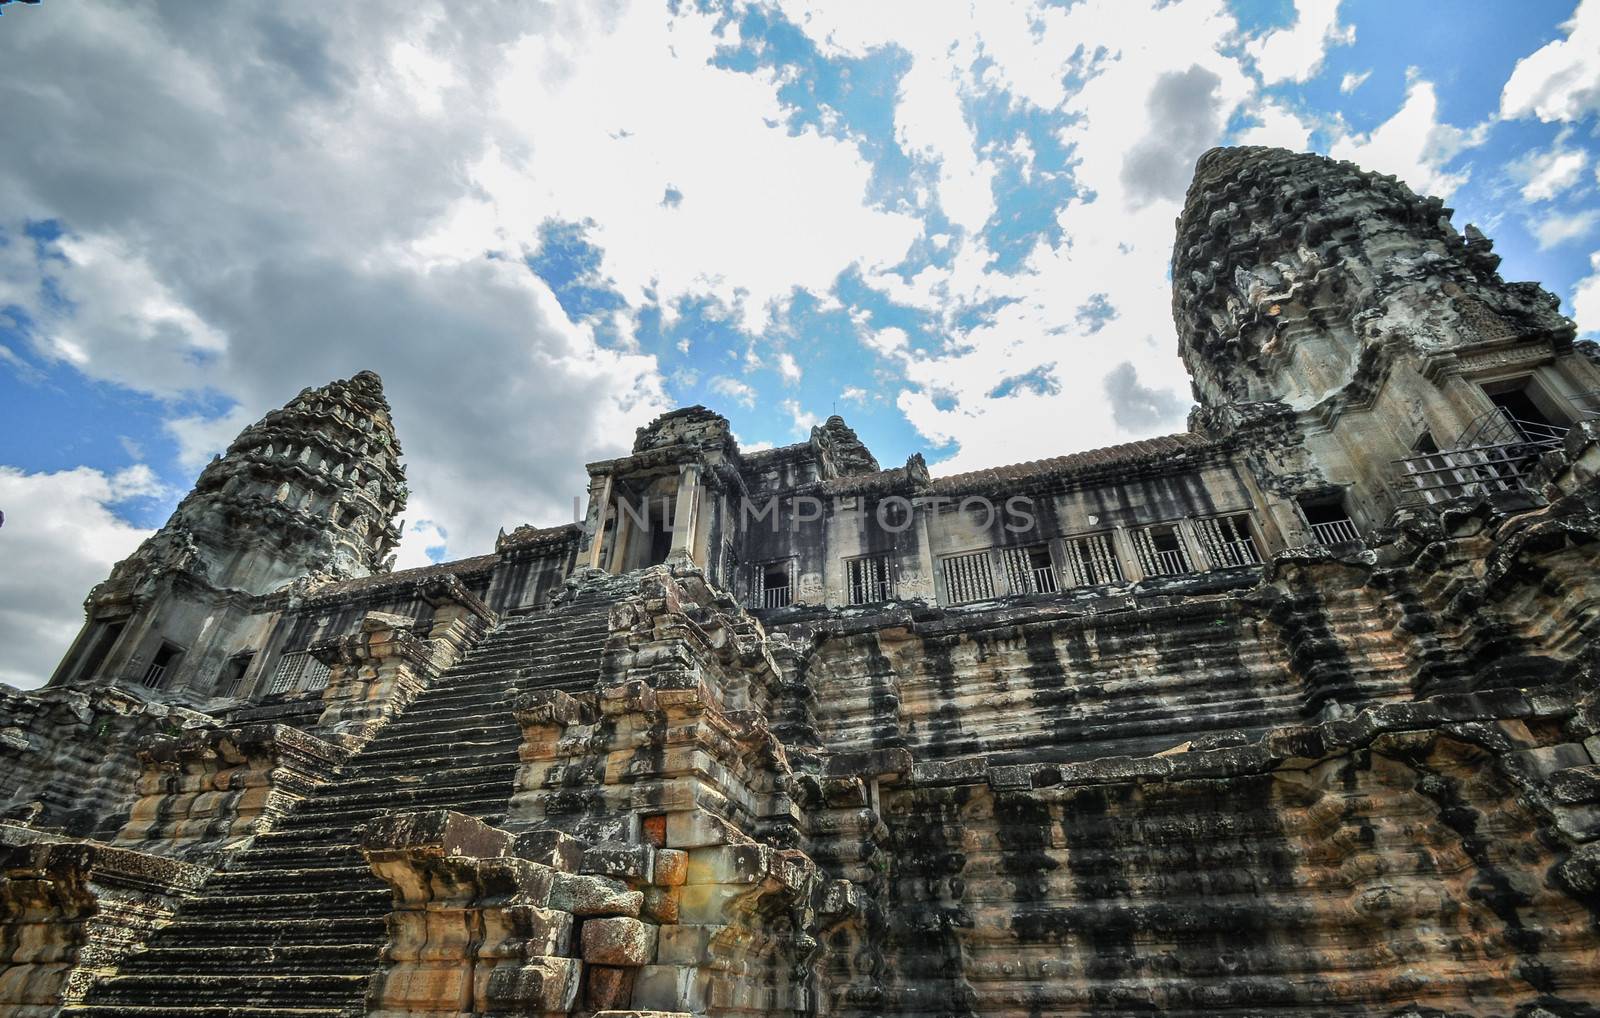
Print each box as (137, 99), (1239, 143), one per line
(929, 433), (1209, 494)
(307, 554), (499, 598)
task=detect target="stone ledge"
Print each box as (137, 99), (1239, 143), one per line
(987, 688), (1544, 792)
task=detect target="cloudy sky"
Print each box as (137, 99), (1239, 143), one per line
(3, 0), (1600, 687)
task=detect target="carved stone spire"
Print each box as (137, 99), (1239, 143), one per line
(154, 369), (407, 590)
(1171, 146), (1573, 411)
(51, 371), (408, 694)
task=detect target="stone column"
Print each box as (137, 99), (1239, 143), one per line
(585, 472), (614, 570)
(668, 464), (702, 563)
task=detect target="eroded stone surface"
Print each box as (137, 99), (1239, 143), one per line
(5, 146), (1600, 1018)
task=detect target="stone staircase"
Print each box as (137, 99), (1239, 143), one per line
(67, 583), (627, 1017)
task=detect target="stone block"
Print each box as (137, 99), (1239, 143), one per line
(687, 843), (770, 885)
(642, 885), (679, 924)
(581, 916), (658, 966)
(652, 848), (687, 886)
(551, 872), (643, 917)
(363, 809), (514, 861)
(664, 810), (743, 849)
(481, 955), (583, 1014)
(632, 963), (711, 1013)
(1507, 743), (1591, 780)
(654, 924), (715, 966)
(583, 842), (654, 883)
(586, 965), (637, 1011)
(515, 828), (588, 872)
(1549, 764), (1600, 804)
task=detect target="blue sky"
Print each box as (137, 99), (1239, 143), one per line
(2, 0), (1600, 684)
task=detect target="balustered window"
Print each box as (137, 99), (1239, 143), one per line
(1299, 498), (1363, 548)
(1002, 545), (1059, 594)
(759, 560), (794, 609)
(1060, 533), (1124, 588)
(846, 553), (895, 605)
(1194, 513), (1263, 567)
(941, 550), (995, 604)
(1132, 523), (1194, 577)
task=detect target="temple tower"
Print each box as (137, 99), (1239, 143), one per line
(579, 406), (741, 586)
(48, 371), (407, 697)
(1172, 146), (1600, 528)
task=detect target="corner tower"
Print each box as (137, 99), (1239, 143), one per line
(49, 371), (408, 697)
(1173, 146), (1600, 524)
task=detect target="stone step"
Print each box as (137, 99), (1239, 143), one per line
(282, 784), (518, 825)
(90, 973), (370, 1006)
(118, 942), (378, 974)
(308, 761), (516, 796)
(66, 1007), (349, 1018)
(154, 916), (384, 948)
(180, 889), (389, 919)
(69, 601), (624, 1010)
(206, 863), (370, 892)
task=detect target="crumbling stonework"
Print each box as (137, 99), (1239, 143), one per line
(6, 146), (1600, 1016)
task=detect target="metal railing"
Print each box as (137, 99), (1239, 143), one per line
(1150, 548), (1189, 575)
(849, 579), (894, 604)
(1029, 564), (1060, 594)
(1567, 390), (1600, 419)
(1308, 518), (1363, 546)
(1392, 409), (1568, 506)
(139, 663), (168, 688)
(761, 584), (793, 609)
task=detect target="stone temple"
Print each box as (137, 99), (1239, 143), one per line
(5, 145), (1600, 1018)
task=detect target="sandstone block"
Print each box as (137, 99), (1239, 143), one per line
(642, 885), (679, 924)
(654, 924), (715, 966)
(586, 965), (637, 1011)
(583, 842), (654, 882)
(482, 955), (582, 1013)
(687, 843), (770, 885)
(582, 916), (657, 966)
(551, 872), (643, 917)
(652, 849), (687, 886)
(632, 963), (710, 1013)
(515, 828), (588, 872)
(664, 810), (742, 848)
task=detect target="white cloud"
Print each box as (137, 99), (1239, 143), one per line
(710, 375), (758, 408)
(1246, 0), (1356, 86)
(782, 397), (821, 435)
(776, 351), (802, 384)
(0, 466), (154, 689)
(0, 1), (933, 573)
(1574, 250), (1600, 336)
(1340, 69), (1371, 94)
(1328, 78), (1484, 199)
(839, 385), (869, 404)
(1532, 208), (1600, 249)
(793, 0), (1251, 471)
(1508, 140), (1589, 202)
(1235, 100), (1314, 150)
(392, 519), (449, 571)
(1500, 0), (1600, 123)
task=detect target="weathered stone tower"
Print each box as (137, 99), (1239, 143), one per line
(1174, 146), (1600, 530)
(6, 148), (1600, 1018)
(47, 370), (407, 698)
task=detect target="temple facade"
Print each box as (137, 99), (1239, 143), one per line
(6, 146), (1600, 1017)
